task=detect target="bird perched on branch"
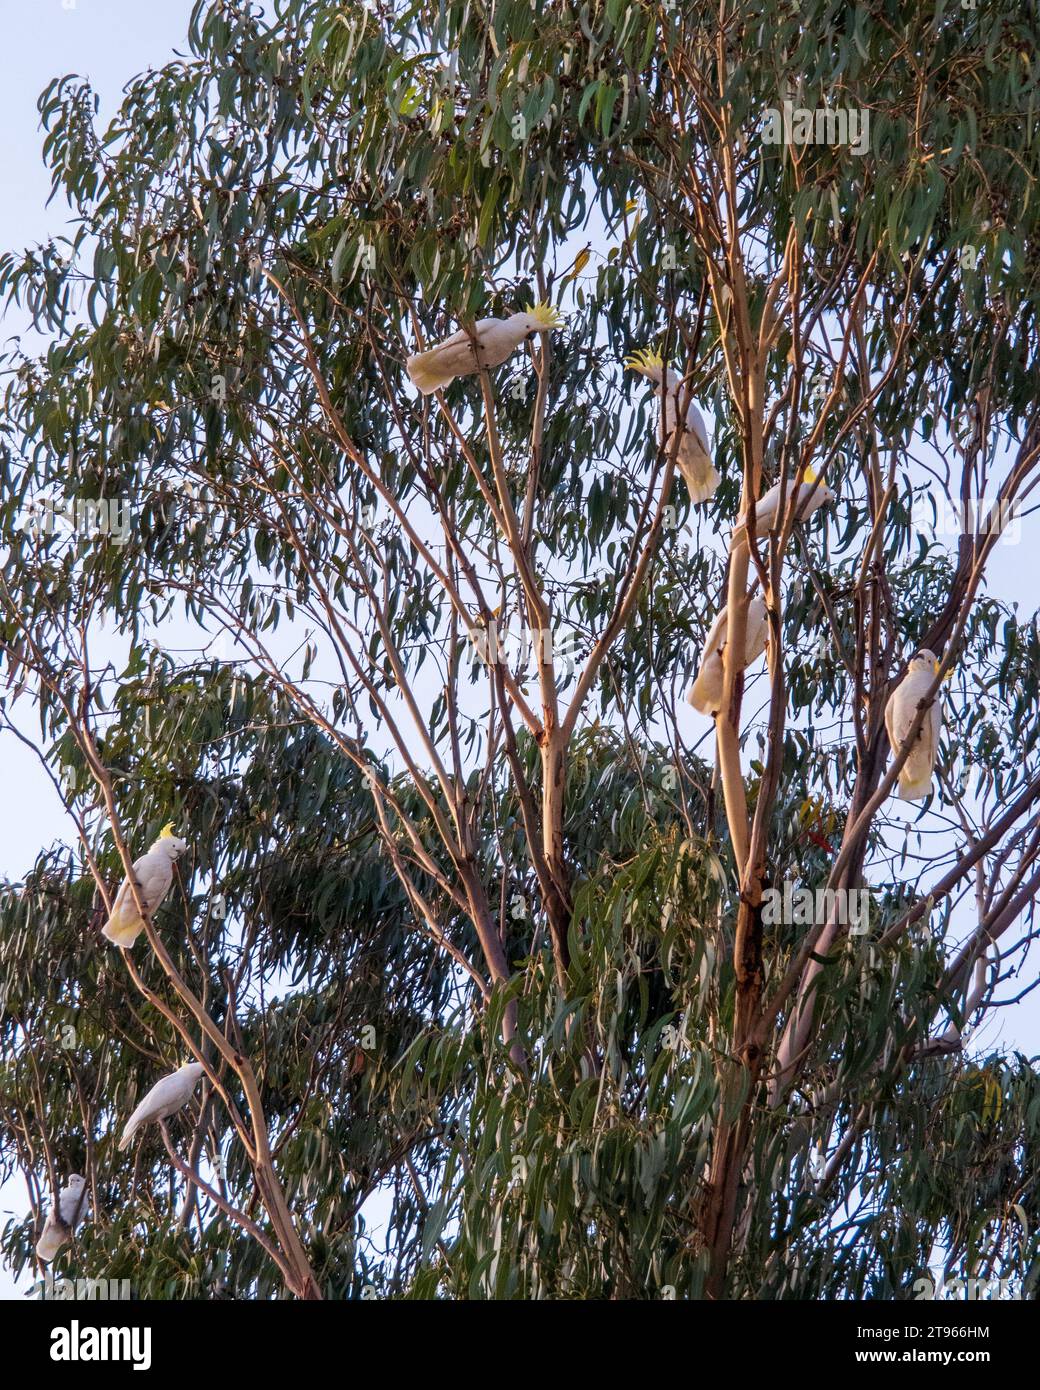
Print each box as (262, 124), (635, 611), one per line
(118, 1062), (206, 1151)
(732, 468), (834, 545)
(688, 595), (769, 715)
(406, 303), (564, 394)
(101, 823), (188, 948)
(625, 347), (720, 503)
(35, 1174), (88, 1263)
(884, 650), (943, 801)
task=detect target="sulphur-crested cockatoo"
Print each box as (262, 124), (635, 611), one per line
(687, 595), (769, 715)
(101, 823), (188, 947)
(732, 468), (834, 545)
(406, 302), (564, 394)
(625, 348), (720, 503)
(884, 650), (943, 801)
(118, 1062), (206, 1151)
(35, 1174), (89, 1262)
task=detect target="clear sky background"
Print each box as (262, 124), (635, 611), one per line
(2, 0), (1038, 1299)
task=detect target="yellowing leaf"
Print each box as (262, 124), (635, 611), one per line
(563, 246), (591, 282)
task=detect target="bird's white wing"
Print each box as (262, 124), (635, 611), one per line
(119, 1095), (154, 1149)
(682, 398), (710, 454)
(103, 846), (175, 945)
(146, 1070), (189, 1118)
(428, 326), (472, 354)
(930, 694), (942, 746)
(743, 598), (770, 664)
(406, 329), (473, 392)
(884, 685), (900, 752)
(889, 667), (923, 736)
(702, 606), (729, 659)
(736, 482), (780, 538)
(107, 876), (136, 920)
(660, 388), (709, 451)
(136, 853), (174, 914)
(887, 673), (939, 800)
(119, 1071), (179, 1149)
(901, 699), (938, 800)
(112, 848), (157, 913)
(688, 607), (730, 715)
(58, 1183), (88, 1229)
(473, 318), (528, 370)
(689, 651), (724, 715)
(407, 318), (519, 392)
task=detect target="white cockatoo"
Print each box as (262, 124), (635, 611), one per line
(101, 823), (188, 947)
(884, 650), (943, 801)
(406, 302), (564, 394)
(35, 1174), (89, 1263)
(625, 347), (720, 503)
(732, 468), (834, 545)
(118, 1062), (206, 1151)
(687, 595), (770, 715)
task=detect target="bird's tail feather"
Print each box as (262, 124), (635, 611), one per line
(688, 672), (719, 716)
(36, 1226), (65, 1262)
(898, 772), (933, 801)
(682, 461), (721, 504)
(102, 914), (140, 947)
(406, 350), (452, 394)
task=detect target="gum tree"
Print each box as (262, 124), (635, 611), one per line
(2, 0), (1040, 1299)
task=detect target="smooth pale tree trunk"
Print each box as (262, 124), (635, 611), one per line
(540, 729), (572, 987)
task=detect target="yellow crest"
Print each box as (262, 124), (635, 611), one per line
(624, 346), (665, 374)
(524, 301), (565, 330)
(803, 466), (819, 484)
(158, 821), (178, 840)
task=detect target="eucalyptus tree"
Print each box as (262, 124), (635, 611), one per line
(2, 0), (1040, 1300)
